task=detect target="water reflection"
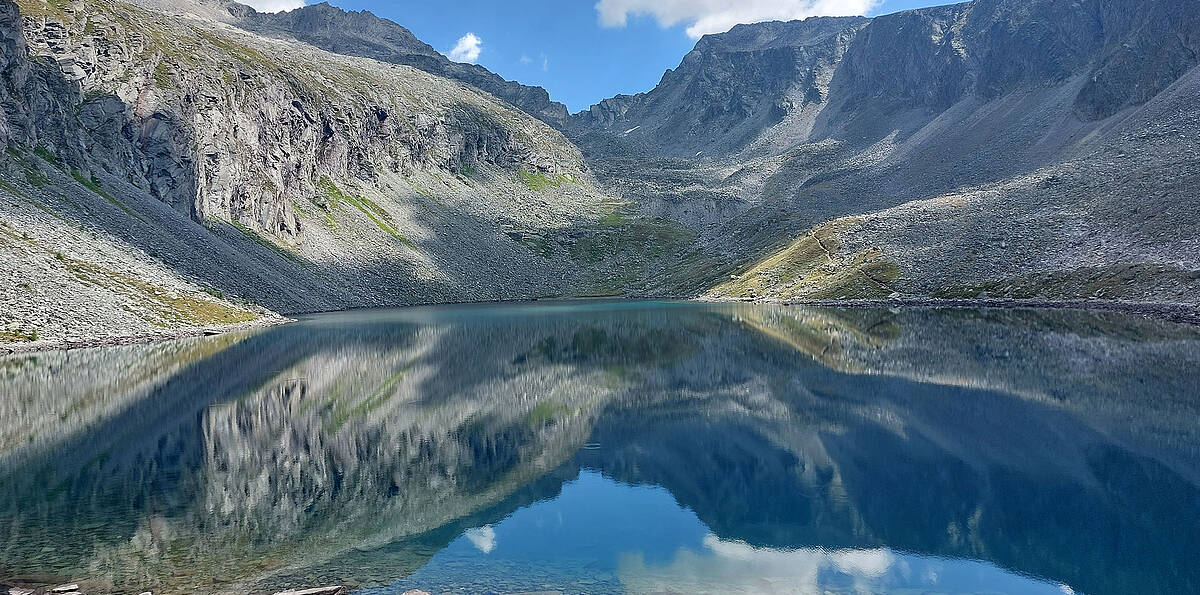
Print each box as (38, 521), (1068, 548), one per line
(1, 301), (1198, 594)
(377, 471), (1069, 595)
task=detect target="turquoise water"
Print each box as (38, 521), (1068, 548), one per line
(2, 300), (1199, 594)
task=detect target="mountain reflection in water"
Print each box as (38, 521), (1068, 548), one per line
(1, 301), (1199, 594)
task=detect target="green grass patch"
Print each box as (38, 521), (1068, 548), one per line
(931, 263), (1200, 301)
(0, 329), (38, 343)
(567, 218), (695, 264)
(507, 231), (554, 258)
(598, 210), (630, 227)
(58, 255), (258, 327)
(518, 169), (569, 192)
(32, 146), (61, 168)
(13, 0), (72, 21)
(0, 178), (27, 199)
(709, 218), (899, 300)
(522, 235), (553, 258)
(195, 29), (277, 71)
(154, 61), (173, 88)
(319, 177), (416, 249)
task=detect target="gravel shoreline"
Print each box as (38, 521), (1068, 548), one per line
(1, 584), (367, 595)
(3, 297), (1197, 356)
(0, 316), (292, 355)
(780, 297), (1200, 326)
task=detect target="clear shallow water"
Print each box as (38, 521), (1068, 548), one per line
(2, 300), (1200, 594)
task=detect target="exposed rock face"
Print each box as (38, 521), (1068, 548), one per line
(572, 0), (1200, 156)
(821, 0), (1200, 139)
(12, 0), (582, 234)
(0, 2), (89, 166)
(569, 16), (868, 158)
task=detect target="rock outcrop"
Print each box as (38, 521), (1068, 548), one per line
(12, 0), (584, 234)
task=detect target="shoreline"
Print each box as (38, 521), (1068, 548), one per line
(3, 297), (1198, 356)
(0, 316), (292, 356)
(781, 297), (1200, 326)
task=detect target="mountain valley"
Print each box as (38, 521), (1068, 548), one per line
(1, 0), (1198, 348)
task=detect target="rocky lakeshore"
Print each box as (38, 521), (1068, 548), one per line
(784, 298), (1200, 327)
(0, 315), (291, 355)
(2, 585), (441, 595)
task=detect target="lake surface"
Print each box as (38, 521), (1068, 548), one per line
(2, 300), (1200, 594)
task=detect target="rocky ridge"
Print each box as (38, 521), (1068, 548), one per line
(167, 0), (571, 127)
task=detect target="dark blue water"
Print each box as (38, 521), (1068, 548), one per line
(2, 301), (1199, 594)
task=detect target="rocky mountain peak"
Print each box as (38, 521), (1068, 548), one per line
(568, 15), (869, 157)
(691, 16), (870, 54)
(221, 0), (569, 127)
(571, 0), (1200, 158)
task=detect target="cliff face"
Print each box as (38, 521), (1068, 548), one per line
(572, 0), (1200, 157)
(820, 0), (1200, 139)
(0, 1), (96, 169)
(11, 0), (584, 235)
(569, 16), (869, 158)
(568, 0), (1200, 158)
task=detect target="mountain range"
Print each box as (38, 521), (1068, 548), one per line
(1, 0), (1198, 347)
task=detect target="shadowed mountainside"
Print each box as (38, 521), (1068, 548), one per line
(0, 0), (648, 347)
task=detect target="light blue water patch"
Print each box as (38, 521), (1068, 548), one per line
(369, 470), (1072, 595)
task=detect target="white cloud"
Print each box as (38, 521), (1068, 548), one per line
(595, 0), (881, 38)
(449, 33), (483, 63)
(464, 525), (496, 554)
(242, 0), (305, 12)
(619, 535), (896, 593)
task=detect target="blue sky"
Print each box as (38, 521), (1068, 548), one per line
(253, 0), (949, 113)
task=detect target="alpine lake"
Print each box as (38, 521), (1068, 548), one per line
(2, 300), (1199, 594)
